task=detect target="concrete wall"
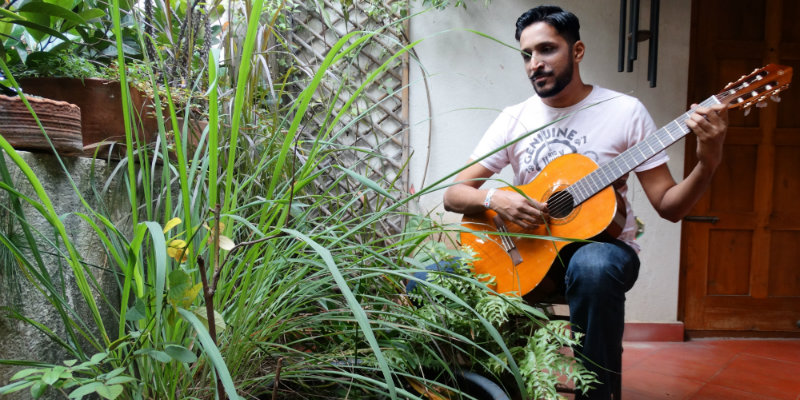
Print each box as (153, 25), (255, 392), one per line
(407, 0), (692, 322)
(0, 152), (126, 398)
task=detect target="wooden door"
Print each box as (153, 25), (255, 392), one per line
(680, 0), (800, 335)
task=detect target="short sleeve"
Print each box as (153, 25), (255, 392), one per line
(631, 101), (669, 172)
(470, 111), (514, 173)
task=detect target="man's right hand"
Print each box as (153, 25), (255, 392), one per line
(488, 189), (548, 230)
(443, 161), (548, 229)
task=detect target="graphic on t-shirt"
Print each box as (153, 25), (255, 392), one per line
(522, 126), (586, 173)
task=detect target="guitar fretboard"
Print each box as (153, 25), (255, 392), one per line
(567, 96), (721, 205)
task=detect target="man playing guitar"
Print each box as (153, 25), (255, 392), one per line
(443, 6), (728, 399)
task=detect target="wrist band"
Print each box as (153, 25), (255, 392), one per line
(484, 188), (496, 209)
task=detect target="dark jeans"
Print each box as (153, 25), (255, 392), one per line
(563, 237), (641, 400)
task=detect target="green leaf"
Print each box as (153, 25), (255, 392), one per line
(336, 166), (397, 201)
(165, 344), (198, 363)
(78, 8), (106, 21)
(24, 51), (59, 69)
(0, 380), (35, 395)
(68, 381), (104, 398)
(177, 308), (241, 400)
(102, 368), (125, 380)
(0, 8), (25, 20)
(124, 298), (146, 321)
(108, 334), (132, 352)
(104, 376), (136, 386)
(48, 0), (75, 10)
(134, 349), (171, 363)
(190, 306), (227, 334)
(143, 221), (168, 326)
(168, 269), (202, 309)
(63, 360), (77, 367)
(0, 20), (13, 37)
(18, 2), (86, 25)
(146, 350), (171, 363)
(41, 367), (62, 385)
(7, 19), (70, 42)
(89, 352), (107, 365)
(168, 268), (190, 287)
(10, 368), (41, 381)
(30, 380), (47, 398)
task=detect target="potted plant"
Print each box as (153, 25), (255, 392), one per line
(0, 0), (212, 158)
(0, 0), (159, 157)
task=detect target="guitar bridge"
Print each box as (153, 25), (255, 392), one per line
(492, 216), (524, 266)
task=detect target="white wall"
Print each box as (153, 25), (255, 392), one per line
(407, 0), (692, 322)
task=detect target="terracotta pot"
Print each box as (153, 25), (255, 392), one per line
(0, 94), (83, 156)
(18, 77), (160, 158)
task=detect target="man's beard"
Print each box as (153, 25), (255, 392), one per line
(531, 58), (573, 98)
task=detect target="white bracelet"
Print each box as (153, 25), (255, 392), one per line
(483, 188), (496, 209)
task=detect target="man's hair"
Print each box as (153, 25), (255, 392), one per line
(514, 5), (580, 45)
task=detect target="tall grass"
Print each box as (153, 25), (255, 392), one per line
(0, 2), (594, 399)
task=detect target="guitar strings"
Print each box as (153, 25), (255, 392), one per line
(536, 92), (728, 223)
(535, 74), (766, 228)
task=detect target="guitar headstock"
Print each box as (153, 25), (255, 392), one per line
(717, 64), (793, 112)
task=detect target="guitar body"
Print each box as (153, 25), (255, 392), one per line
(460, 153), (618, 296)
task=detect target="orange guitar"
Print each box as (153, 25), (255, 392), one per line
(461, 64), (793, 297)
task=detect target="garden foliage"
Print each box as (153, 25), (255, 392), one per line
(0, 1), (594, 399)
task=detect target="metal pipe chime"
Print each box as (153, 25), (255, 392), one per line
(618, 0), (660, 87)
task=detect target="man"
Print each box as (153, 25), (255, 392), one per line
(442, 5), (728, 399)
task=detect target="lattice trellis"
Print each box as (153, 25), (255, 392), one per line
(287, 0), (410, 235)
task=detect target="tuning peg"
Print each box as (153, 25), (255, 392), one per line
(770, 94), (782, 102)
(756, 101), (768, 108)
(744, 106), (752, 117)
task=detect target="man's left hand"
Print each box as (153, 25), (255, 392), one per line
(686, 103), (728, 169)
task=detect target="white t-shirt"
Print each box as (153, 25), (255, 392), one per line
(470, 86), (668, 251)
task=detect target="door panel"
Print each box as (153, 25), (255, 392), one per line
(681, 0), (800, 334)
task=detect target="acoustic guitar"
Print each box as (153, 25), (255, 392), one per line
(461, 64), (793, 297)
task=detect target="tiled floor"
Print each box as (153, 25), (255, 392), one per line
(619, 339), (800, 399)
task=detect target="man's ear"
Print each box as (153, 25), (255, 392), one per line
(573, 40), (586, 62)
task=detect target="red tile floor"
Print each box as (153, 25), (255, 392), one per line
(616, 339), (800, 399)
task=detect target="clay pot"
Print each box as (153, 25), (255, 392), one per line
(18, 77), (159, 158)
(0, 94), (83, 156)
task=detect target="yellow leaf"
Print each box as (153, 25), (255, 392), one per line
(168, 269), (201, 308)
(176, 282), (203, 308)
(167, 247), (188, 262)
(163, 217), (182, 233)
(190, 306), (227, 333)
(204, 221), (226, 233)
(217, 235), (235, 251)
(167, 239), (188, 262)
(168, 239), (187, 249)
(205, 221), (234, 250)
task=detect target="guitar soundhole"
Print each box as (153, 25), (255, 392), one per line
(547, 190), (574, 219)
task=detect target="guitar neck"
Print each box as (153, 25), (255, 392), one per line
(567, 95), (721, 205)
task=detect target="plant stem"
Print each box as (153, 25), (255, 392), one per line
(196, 256), (224, 400)
(272, 357), (283, 400)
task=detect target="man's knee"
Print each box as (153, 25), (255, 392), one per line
(565, 242), (639, 294)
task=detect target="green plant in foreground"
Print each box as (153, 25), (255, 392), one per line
(0, 1), (600, 398)
(0, 352), (135, 399)
(403, 236), (599, 399)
